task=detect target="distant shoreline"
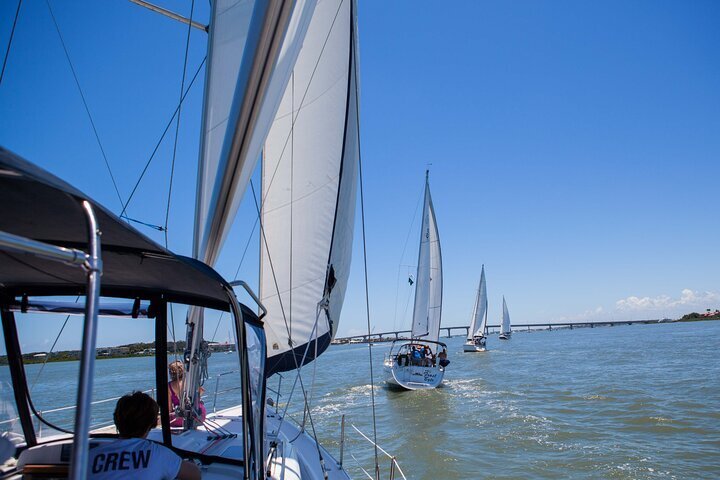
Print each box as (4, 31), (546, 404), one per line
(4, 316), (718, 364)
(0, 340), (235, 366)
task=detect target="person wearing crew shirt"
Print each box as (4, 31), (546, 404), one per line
(88, 391), (201, 480)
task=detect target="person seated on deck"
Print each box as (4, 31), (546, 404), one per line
(423, 346), (433, 367)
(168, 361), (206, 428)
(88, 391), (201, 480)
(410, 346), (422, 366)
(438, 348), (450, 367)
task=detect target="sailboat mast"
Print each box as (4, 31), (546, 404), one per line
(410, 172), (430, 340)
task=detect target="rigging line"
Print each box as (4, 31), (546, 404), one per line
(29, 296), (78, 392)
(254, 0), (346, 422)
(252, 178), (313, 402)
(260, 0), (345, 209)
(169, 304), (178, 360)
(289, 72), (294, 342)
(119, 56), (206, 220)
(164, 0), (195, 248)
(120, 215), (164, 231)
(252, 177), (315, 431)
(0, 0), (22, 86)
(252, 177), (314, 402)
(30, 316), (70, 390)
(355, 38), (380, 480)
(45, 0), (124, 211)
(392, 184), (424, 330)
(210, 216), (259, 343)
(282, 306), (328, 476)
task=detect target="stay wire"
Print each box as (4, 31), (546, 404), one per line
(392, 186), (424, 331)
(260, 0), (344, 210)
(0, 0), (22, 86)
(210, 215), (259, 343)
(45, 0), (124, 210)
(164, 0), (195, 248)
(251, 179), (317, 448)
(357, 108), (380, 480)
(119, 57), (206, 221)
(354, 27), (380, 480)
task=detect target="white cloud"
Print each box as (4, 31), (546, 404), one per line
(615, 289), (720, 312)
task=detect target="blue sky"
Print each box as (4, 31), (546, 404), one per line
(1, 0), (719, 351)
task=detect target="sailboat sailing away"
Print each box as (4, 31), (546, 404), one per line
(0, 0), (377, 479)
(463, 265), (489, 352)
(499, 296), (512, 340)
(384, 172), (447, 390)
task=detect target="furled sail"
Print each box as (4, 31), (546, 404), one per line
(501, 296), (512, 335)
(260, 0), (359, 375)
(411, 173), (443, 344)
(468, 265), (488, 339)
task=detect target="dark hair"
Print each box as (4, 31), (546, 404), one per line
(113, 391), (159, 438)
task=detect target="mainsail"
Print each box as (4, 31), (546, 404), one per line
(411, 173), (443, 344)
(260, 0), (359, 375)
(468, 265), (488, 339)
(501, 296), (512, 335)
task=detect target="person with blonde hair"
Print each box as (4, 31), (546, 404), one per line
(168, 361), (206, 428)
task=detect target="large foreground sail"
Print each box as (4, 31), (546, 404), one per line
(194, 0), (317, 265)
(261, 0), (359, 375)
(468, 265), (488, 339)
(410, 173), (443, 344)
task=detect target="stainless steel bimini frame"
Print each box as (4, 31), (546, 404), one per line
(0, 200), (102, 480)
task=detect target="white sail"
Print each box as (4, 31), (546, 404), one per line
(468, 265), (488, 339)
(411, 173), (443, 344)
(501, 296), (512, 335)
(260, 0), (359, 375)
(194, 0), (317, 266)
(186, 0), (317, 428)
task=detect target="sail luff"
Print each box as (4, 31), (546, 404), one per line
(410, 178), (431, 339)
(261, 0), (358, 375)
(194, 0), (317, 265)
(473, 265), (488, 337)
(426, 180), (443, 344)
(410, 173), (442, 344)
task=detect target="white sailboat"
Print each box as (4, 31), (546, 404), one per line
(384, 172), (447, 390)
(0, 0), (389, 478)
(499, 296), (512, 340)
(463, 265), (489, 352)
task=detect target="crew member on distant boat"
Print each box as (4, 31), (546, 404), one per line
(88, 392), (200, 480)
(438, 348), (450, 367)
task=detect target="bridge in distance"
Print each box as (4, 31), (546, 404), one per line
(332, 319), (671, 344)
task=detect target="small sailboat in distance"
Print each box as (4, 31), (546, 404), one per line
(463, 265), (489, 352)
(384, 171), (447, 389)
(499, 296), (512, 340)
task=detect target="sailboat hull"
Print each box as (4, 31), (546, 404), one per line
(462, 342), (487, 352)
(498, 333), (511, 340)
(383, 360), (445, 390)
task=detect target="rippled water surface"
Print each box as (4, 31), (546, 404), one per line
(284, 321), (720, 479)
(8, 321), (720, 479)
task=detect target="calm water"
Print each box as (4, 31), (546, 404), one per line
(4, 321), (720, 479)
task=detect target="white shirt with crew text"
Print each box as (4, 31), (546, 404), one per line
(88, 438), (182, 479)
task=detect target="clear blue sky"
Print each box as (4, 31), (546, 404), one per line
(1, 1), (719, 351)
